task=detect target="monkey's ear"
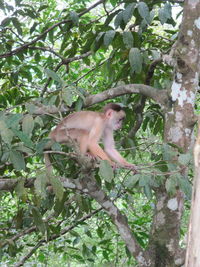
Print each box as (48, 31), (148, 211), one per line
(105, 109), (113, 118)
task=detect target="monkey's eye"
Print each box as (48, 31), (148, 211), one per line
(118, 118), (124, 123)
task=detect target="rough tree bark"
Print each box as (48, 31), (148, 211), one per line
(148, 0), (200, 266)
(185, 119), (200, 266)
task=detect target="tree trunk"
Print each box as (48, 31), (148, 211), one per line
(185, 120), (200, 266)
(148, 0), (200, 265)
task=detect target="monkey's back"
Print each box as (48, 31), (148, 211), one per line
(59, 111), (104, 130)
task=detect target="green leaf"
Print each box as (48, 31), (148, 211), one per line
(123, 3), (136, 24)
(62, 87), (74, 106)
(25, 103), (37, 114)
(75, 97), (84, 111)
(12, 17), (22, 35)
(10, 150), (25, 170)
(0, 0), (5, 10)
(20, 68), (32, 82)
(82, 244), (90, 257)
(6, 114), (23, 128)
(38, 252), (46, 263)
(1, 151), (9, 163)
(25, 9), (37, 19)
(96, 227), (104, 238)
(34, 52), (41, 62)
(158, 9), (168, 25)
(34, 171), (48, 199)
(22, 114), (34, 136)
(110, 0), (118, 7)
(15, 179), (27, 200)
(73, 237), (81, 246)
(129, 48), (143, 73)
(38, 4), (49, 12)
(164, 3), (172, 19)
(92, 32), (104, 52)
(104, 30), (115, 47)
(139, 175), (152, 187)
(32, 207), (46, 234)
(114, 11), (123, 29)
(137, 2), (150, 24)
(0, 120), (14, 144)
(178, 153), (192, 165)
(165, 176), (178, 194)
(105, 10), (121, 26)
(30, 22), (38, 34)
(158, 3), (171, 25)
(49, 175), (64, 201)
(12, 128), (34, 148)
(103, 250), (109, 260)
(153, 118), (162, 135)
(99, 160), (114, 182)
(162, 143), (177, 161)
(151, 49), (161, 60)
(123, 31), (134, 48)
(71, 254), (84, 261)
(178, 177), (192, 199)
(1, 17), (12, 27)
(48, 30), (54, 44)
(54, 196), (65, 217)
(149, 10), (156, 24)
(144, 184), (152, 199)
(15, 144), (33, 154)
(35, 116), (44, 127)
(124, 174), (140, 188)
(52, 142), (61, 151)
(44, 69), (64, 85)
(36, 139), (50, 154)
(70, 11), (79, 25)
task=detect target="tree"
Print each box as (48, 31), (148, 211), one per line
(0, 0), (199, 266)
(185, 119), (200, 267)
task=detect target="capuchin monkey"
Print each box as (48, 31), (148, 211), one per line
(45, 103), (136, 172)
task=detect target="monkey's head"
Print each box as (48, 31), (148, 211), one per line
(103, 103), (126, 130)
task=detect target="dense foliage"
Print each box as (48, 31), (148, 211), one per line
(0, 0), (193, 266)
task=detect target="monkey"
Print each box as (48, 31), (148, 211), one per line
(45, 103), (136, 172)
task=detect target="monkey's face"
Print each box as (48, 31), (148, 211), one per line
(110, 110), (126, 130)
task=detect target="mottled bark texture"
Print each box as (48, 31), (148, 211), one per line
(84, 84), (168, 107)
(185, 120), (200, 266)
(148, 0), (200, 266)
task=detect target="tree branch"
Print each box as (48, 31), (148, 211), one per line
(41, 62), (63, 97)
(14, 206), (102, 267)
(2, 165), (149, 264)
(27, 83), (168, 116)
(0, 178), (18, 191)
(74, 173), (150, 264)
(40, 51), (91, 96)
(15, 241), (43, 267)
(123, 58), (164, 142)
(84, 84), (168, 107)
(0, 0), (104, 59)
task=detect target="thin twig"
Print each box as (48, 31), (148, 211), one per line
(0, 0), (104, 59)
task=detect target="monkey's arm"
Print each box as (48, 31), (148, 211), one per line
(87, 119), (114, 163)
(89, 143), (113, 163)
(103, 129), (136, 169)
